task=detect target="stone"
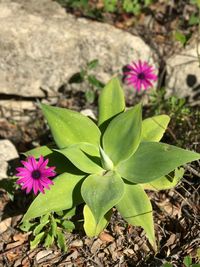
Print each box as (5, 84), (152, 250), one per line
(0, 0), (157, 98)
(166, 43), (200, 104)
(0, 139), (19, 179)
(0, 100), (36, 120)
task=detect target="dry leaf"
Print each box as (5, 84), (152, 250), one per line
(99, 232), (114, 243)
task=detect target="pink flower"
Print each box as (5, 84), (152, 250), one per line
(124, 60), (158, 91)
(16, 156), (56, 195)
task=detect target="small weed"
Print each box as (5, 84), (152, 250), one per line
(69, 59), (104, 103)
(20, 208), (76, 251)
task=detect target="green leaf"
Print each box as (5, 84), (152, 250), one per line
(24, 146), (52, 158)
(61, 221), (75, 231)
(33, 220), (49, 236)
(85, 90), (95, 103)
(87, 75), (104, 89)
(174, 31), (187, 46)
(60, 207), (76, 219)
(56, 229), (67, 251)
(40, 213), (50, 224)
(162, 263), (173, 267)
(81, 171), (124, 224)
(83, 205), (112, 237)
(117, 142), (200, 184)
(19, 220), (37, 232)
(116, 182), (155, 248)
(98, 77), (125, 129)
(87, 59), (99, 70)
(44, 233), (54, 248)
(141, 115), (170, 142)
(142, 168), (184, 191)
(30, 232), (45, 249)
(189, 14), (199, 26)
(99, 146), (113, 171)
(51, 216), (57, 237)
(103, 104), (142, 165)
(23, 173), (85, 221)
(103, 0), (118, 12)
(24, 148), (79, 175)
(55, 143), (103, 174)
(41, 104), (100, 148)
(183, 256), (192, 267)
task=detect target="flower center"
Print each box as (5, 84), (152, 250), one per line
(32, 170), (41, 179)
(137, 72), (145, 80)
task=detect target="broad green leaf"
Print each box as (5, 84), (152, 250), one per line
(56, 143), (103, 174)
(47, 151), (80, 174)
(117, 142), (200, 184)
(103, 104), (142, 165)
(83, 205), (112, 237)
(81, 171), (124, 224)
(24, 148), (79, 175)
(142, 168), (184, 191)
(24, 146), (52, 158)
(98, 77), (125, 128)
(41, 104), (100, 148)
(142, 115), (170, 142)
(116, 183), (155, 248)
(23, 173), (85, 221)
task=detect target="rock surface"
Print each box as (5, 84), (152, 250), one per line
(166, 43), (200, 103)
(0, 139), (18, 179)
(0, 0), (156, 98)
(0, 100), (36, 121)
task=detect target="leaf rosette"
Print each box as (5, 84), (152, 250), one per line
(23, 77), (200, 249)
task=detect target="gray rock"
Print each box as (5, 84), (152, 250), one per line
(0, 0), (156, 98)
(0, 139), (18, 179)
(166, 44), (200, 104)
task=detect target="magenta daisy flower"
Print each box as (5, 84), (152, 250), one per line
(124, 60), (158, 91)
(16, 156), (56, 195)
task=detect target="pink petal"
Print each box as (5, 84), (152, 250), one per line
(39, 158), (49, 169)
(33, 180), (39, 195)
(37, 156), (44, 168)
(21, 160), (33, 171)
(26, 185), (33, 194)
(29, 156), (38, 170)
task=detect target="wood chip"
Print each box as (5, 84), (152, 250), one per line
(0, 217), (11, 234)
(99, 232), (114, 243)
(36, 250), (53, 263)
